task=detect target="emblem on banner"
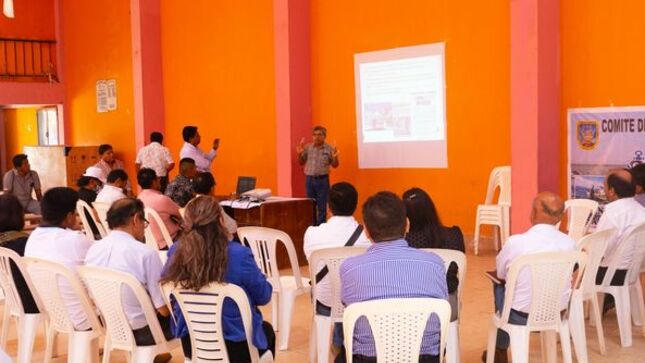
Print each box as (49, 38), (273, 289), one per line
(576, 120), (599, 150)
(629, 151), (644, 168)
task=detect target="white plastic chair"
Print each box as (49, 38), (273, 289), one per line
(161, 282), (274, 363)
(595, 222), (645, 347)
(561, 199), (599, 241)
(485, 251), (586, 363)
(92, 202), (111, 234)
(0, 247), (46, 363)
(473, 166), (511, 255)
(422, 249), (466, 363)
(308, 247), (367, 363)
(76, 200), (107, 240)
(343, 298), (451, 363)
(144, 208), (175, 251)
(77, 265), (180, 362)
(237, 227), (311, 351)
(569, 229), (613, 362)
(23, 257), (104, 363)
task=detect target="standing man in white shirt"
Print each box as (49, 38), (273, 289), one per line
(483, 192), (575, 363)
(136, 132), (175, 193)
(179, 126), (220, 172)
(24, 187), (94, 330)
(95, 169), (129, 205)
(85, 198), (173, 361)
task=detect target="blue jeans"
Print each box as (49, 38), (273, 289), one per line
(306, 175), (329, 226)
(493, 283), (528, 349)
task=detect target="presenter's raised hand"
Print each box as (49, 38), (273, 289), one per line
(213, 138), (220, 150)
(296, 137), (306, 155)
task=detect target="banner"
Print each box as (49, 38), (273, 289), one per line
(568, 107), (645, 209)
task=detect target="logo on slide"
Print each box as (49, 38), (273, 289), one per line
(576, 120), (599, 151)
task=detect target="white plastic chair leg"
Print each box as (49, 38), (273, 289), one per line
(132, 346), (157, 362)
(629, 283), (645, 328)
(614, 288), (633, 347)
(445, 321), (459, 363)
(560, 322), (574, 363)
(309, 319), (317, 363)
(271, 292), (279, 332)
(485, 319), (498, 363)
(16, 313), (40, 363)
(259, 351), (274, 363)
(101, 339), (111, 363)
(473, 217), (481, 255)
(314, 315), (332, 363)
(540, 330), (556, 363)
(43, 326), (56, 363)
(502, 207), (510, 246)
(589, 293), (606, 355)
(569, 296), (589, 363)
(508, 326), (529, 363)
(0, 306), (10, 348)
(278, 289), (297, 350)
(68, 331), (99, 363)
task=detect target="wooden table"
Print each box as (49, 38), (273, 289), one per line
(221, 197), (315, 268)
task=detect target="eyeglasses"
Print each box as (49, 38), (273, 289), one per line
(137, 214), (149, 228)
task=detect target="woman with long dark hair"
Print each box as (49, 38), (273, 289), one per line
(402, 187), (464, 320)
(161, 196), (274, 362)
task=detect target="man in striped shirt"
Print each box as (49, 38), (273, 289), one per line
(339, 191), (448, 363)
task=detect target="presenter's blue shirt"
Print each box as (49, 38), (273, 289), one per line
(164, 240), (273, 349)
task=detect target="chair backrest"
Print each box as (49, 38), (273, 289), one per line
(77, 265), (168, 352)
(0, 247), (44, 317)
(576, 229), (613, 296)
(563, 199), (599, 240)
(23, 257), (103, 334)
(76, 200), (107, 240)
(237, 227), (304, 289)
(343, 298), (451, 363)
(161, 282), (262, 363)
(421, 249), (467, 314)
(483, 166), (511, 206)
(502, 251), (586, 331)
(144, 208), (174, 251)
(92, 202), (111, 233)
(598, 222), (645, 287)
(309, 247), (367, 321)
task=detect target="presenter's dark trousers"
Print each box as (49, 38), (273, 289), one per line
(306, 174), (329, 226)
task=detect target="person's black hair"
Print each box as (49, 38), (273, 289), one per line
(182, 126), (198, 142)
(631, 163), (645, 189)
(137, 168), (157, 189)
(106, 198), (145, 229)
(179, 158), (196, 175)
(362, 191), (407, 242)
(150, 132), (163, 144)
(12, 154), (28, 169)
(313, 125), (327, 137)
(328, 182), (358, 216)
(98, 144), (113, 155)
(193, 172), (216, 195)
(76, 176), (93, 188)
(402, 187), (446, 248)
(607, 172), (635, 198)
(41, 187), (79, 226)
(107, 169), (128, 184)
(0, 194), (25, 232)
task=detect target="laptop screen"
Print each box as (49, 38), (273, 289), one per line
(236, 176), (256, 195)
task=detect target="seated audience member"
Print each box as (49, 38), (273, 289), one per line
(161, 196), (274, 361)
(403, 187), (465, 321)
(484, 192), (574, 363)
(594, 169), (645, 288)
(76, 166), (104, 205)
(632, 163), (645, 207)
(25, 187), (93, 330)
(95, 144), (131, 194)
(339, 191), (448, 363)
(95, 169), (128, 205)
(191, 171), (237, 236)
(165, 158), (197, 207)
(137, 168), (181, 249)
(136, 132), (175, 193)
(2, 154), (42, 214)
(0, 194), (39, 314)
(84, 198), (173, 362)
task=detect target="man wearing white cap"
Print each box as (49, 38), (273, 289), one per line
(76, 166), (105, 206)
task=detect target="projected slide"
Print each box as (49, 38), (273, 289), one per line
(355, 43), (447, 169)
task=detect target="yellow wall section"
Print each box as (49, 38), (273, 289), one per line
(310, 0), (511, 233)
(160, 1), (277, 194)
(4, 108), (39, 167)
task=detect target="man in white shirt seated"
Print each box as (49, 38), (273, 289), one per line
(179, 126), (220, 172)
(136, 132), (175, 193)
(85, 198), (173, 361)
(24, 187), (94, 330)
(484, 192), (575, 363)
(95, 169), (128, 205)
(593, 169), (645, 311)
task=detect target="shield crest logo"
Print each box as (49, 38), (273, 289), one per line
(576, 120), (599, 151)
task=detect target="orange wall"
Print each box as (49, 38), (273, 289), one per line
(0, 0), (55, 39)
(3, 108), (39, 166)
(60, 0), (136, 181)
(560, 0), (645, 196)
(310, 0), (511, 233)
(160, 1), (277, 194)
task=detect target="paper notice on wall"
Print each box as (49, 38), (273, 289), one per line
(107, 79), (117, 111)
(96, 80), (108, 113)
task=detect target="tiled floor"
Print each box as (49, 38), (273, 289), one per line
(3, 236), (645, 362)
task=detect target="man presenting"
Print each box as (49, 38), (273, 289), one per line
(296, 126), (339, 225)
(179, 126), (220, 172)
